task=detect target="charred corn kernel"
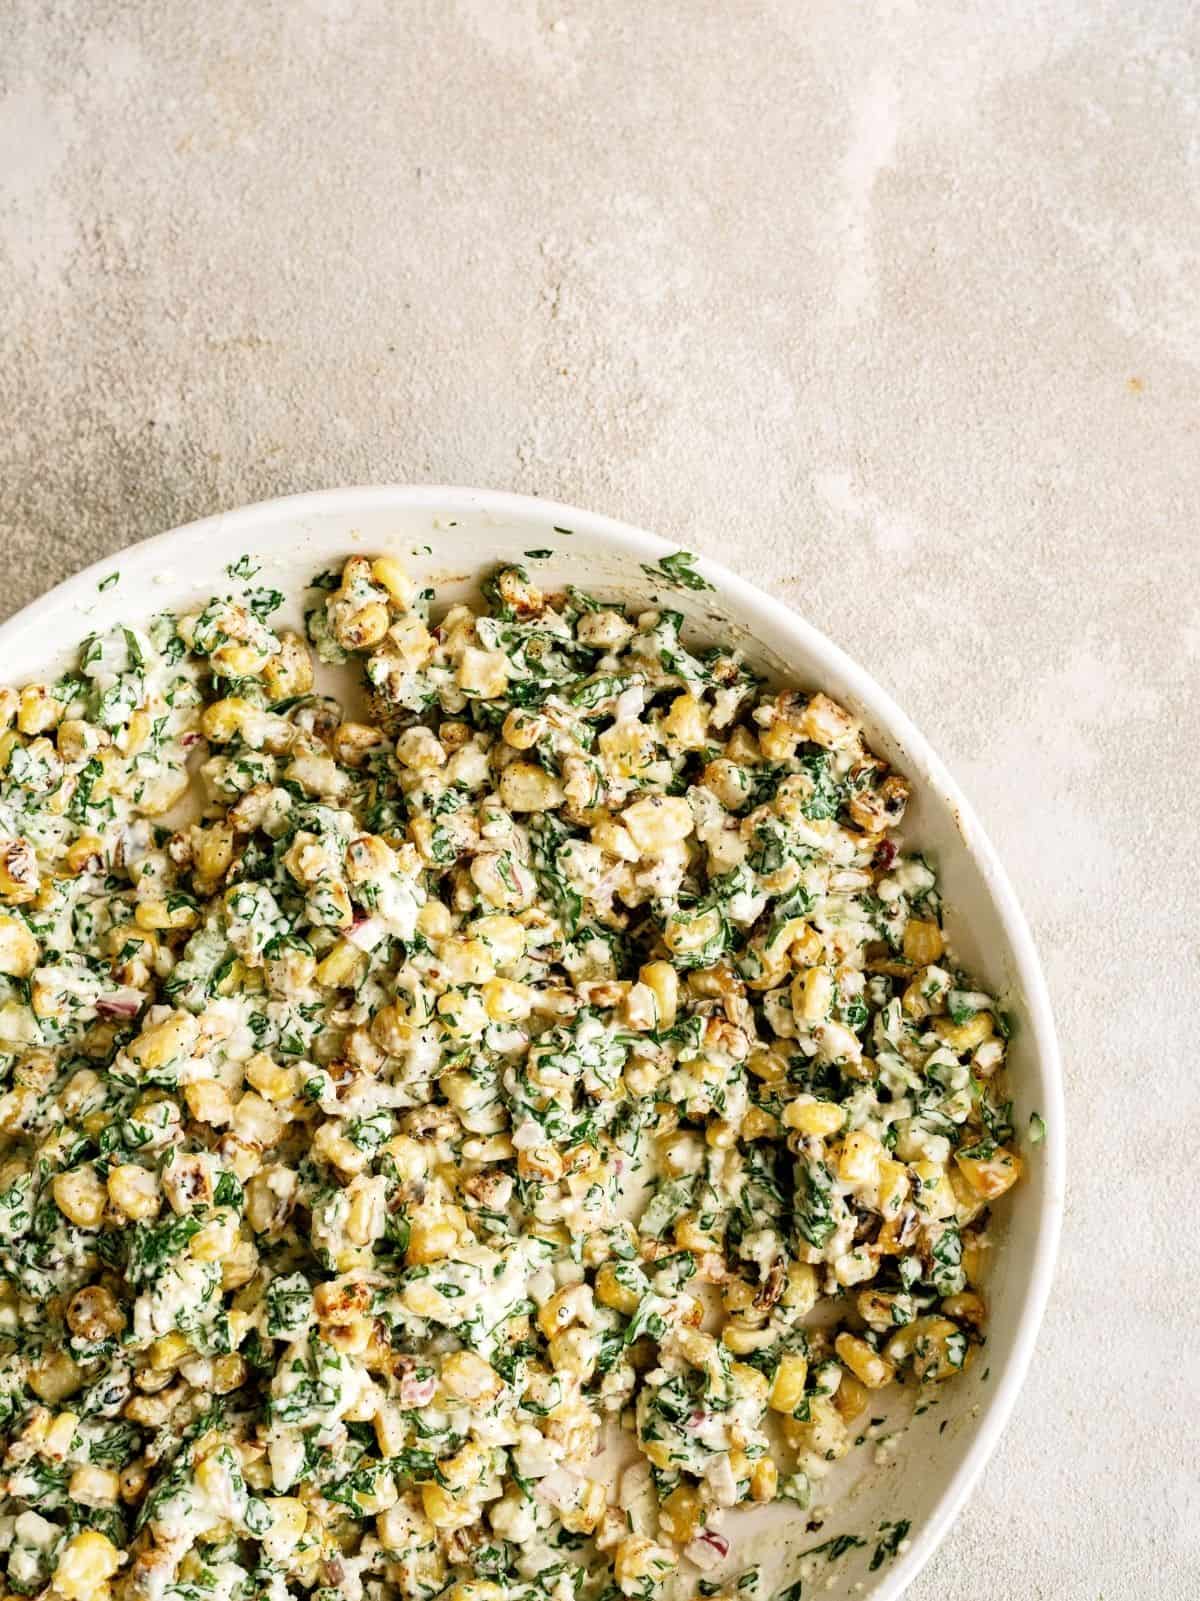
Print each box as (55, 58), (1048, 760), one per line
(933, 1011), (995, 1052)
(887, 1315), (970, 1382)
(955, 1142), (1022, 1198)
(782, 1260), (819, 1315)
(261, 631), (314, 699)
(52, 1167), (107, 1227)
(902, 918), (944, 964)
(621, 794), (694, 853)
(106, 1163), (160, 1220)
(833, 1371), (870, 1421)
(53, 1529), (120, 1600)
(750, 1456), (778, 1502)
(559, 1477), (607, 1535)
(480, 977), (532, 1023)
(501, 708), (541, 750)
(63, 833), (104, 875)
(793, 965), (834, 1022)
(783, 1097), (844, 1136)
(150, 1332), (192, 1371)
(499, 761), (565, 813)
(768, 1352), (809, 1413)
(835, 1332), (896, 1389)
(0, 838), (38, 904)
(371, 556), (417, 609)
(836, 1128), (883, 1184)
(0, 914), (37, 978)
(441, 1350), (503, 1403)
(722, 1317), (775, 1355)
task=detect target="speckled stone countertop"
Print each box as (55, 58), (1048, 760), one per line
(2, 1), (1197, 1593)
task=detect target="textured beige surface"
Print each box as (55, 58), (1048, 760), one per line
(2, 0), (1198, 1592)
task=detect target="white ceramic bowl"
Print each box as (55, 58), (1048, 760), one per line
(0, 486), (1063, 1599)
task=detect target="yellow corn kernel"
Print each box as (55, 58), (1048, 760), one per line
(613, 1535), (677, 1596)
(768, 1352), (809, 1413)
(661, 693), (708, 749)
(261, 1495), (310, 1561)
(183, 1079), (234, 1126)
(792, 965), (834, 1023)
(245, 1055), (297, 1102)
(902, 918), (944, 965)
(0, 913), (38, 978)
(52, 1168), (107, 1228)
(371, 556), (417, 610)
(886, 1315), (971, 1382)
(406, 1210), (459, 1266)
(457, 647), (510, 699)
(201, 697), (256, 743)
(594, 1262), (640, 1316)
(499, 761), (565, 813)
(440, 1350), (503, 1403)
(314, 939), (365, 989)
(475, 976), (529, 1024)
(438, 936), (496, 986)
(722, 1317), (774, 1355)
(43, 1410), (79, 1460)
(835, 1332), (896, 1390)
(940, 1290), (987, 1328)
(53, 1529), (120, 1601)
(536, 1284), (591, 1340)
(910, 1159), (957, 1218)
(190, 1210), (239, 1261)
(134, 898), (199, 931)
(68, 1463), (120, 1507)
(657, 1482), (703, 1544)
(876, 1156), (909, 1217)
(106, 1163), (160, 1221)
(17, 684), (61, 736)
(194, 823), (236, 885)
(421, 1481), (477, 1530)
(501, 708), (541, 750)
(836, 1129), (883, 1184)
(150, 1332), (192, 1371)
(28, 1351), (83, 1404)
(63, 833), (104, 875)
(955, 1143), (1022, 1199)
(638, 961), (678, 1028)
(750, 1456), (778, 1502)
(782, 1097), (844, 1137)
(125, 1010), (199, 1072)
(933, 1011), (996, 1052)
(212, 1353), (248, 1393)
(833, 1371), (870, 1421)
(261, 631), (314, 700)
(620, 794), (694, 853)
(450, 1585), (506, 1601)
(746, 1046), (788, 1084)
(416, 899), (453, 939)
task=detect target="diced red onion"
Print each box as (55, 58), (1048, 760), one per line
(684, 1531), (730, 1571)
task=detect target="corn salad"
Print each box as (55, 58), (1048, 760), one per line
(0, 555), (1023, 1601)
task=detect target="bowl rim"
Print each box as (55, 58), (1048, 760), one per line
(0, 483), (1064, 1598)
